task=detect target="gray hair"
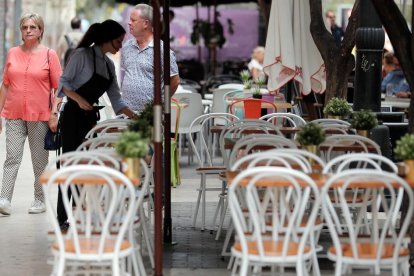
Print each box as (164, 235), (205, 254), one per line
(20, 12), (44, 41)
(134, 4), (153, 25)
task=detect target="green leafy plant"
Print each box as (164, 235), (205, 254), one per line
(115, 131), (149, 158)
(240, 70), (251, 90)
(296, 123), (326, 146)
(128, 101), (153, 139)
(394, 134), (414, 160)
(350, 110), (378, 130)
(323, 97), (352, 117)
(254, 76), (266, 95)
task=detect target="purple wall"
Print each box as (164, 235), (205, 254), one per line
(121, 6), (259, 62)
(171, 7), (259, 62)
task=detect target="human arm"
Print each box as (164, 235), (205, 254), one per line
(395, 91), (411, 98)
(170, 75), (180, 96)
(169, 49), (180, 96)
(0, 83), (8, 134)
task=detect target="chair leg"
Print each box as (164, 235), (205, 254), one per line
(140, 207), (154, 269)
(192, 174), (204, 227)
(221, 221), (234, 256)
(201, 174), (206, 230)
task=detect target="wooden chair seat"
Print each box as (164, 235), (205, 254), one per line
(53, 237), (131, 254)
(329, 243), (409, 259)
(233, 240), (311, 257)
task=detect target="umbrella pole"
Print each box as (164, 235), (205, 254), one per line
(152, 1), (164, 275)
(163, 0), (175, 246)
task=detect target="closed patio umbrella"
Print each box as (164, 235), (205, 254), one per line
(263, 0), (326, 95)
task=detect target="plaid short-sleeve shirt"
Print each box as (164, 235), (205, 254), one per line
(121, 39), (179, 112)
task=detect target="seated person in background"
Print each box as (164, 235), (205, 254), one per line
(381, 55), (411, 98)
(382, 52), (396, 79)
(248, 46), (265, 81)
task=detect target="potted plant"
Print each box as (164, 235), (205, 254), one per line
(296, 123), (326, 155)
(115, 131), (149, 179)
(240, 70), (252, 92)
(252, 76), (266, 99)
(350, 110), (378, 137)
(128, 101), (153, 139)
(323, 97), (352, 119)
(394, 134), (414, 179)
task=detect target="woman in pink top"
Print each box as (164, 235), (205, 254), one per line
(0, 13), (62, 215)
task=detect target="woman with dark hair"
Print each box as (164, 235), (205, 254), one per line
(55, 19), (136, 228)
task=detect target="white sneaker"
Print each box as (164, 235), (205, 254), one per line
(28, 200), (46, 214)
(0, 199), (11, 215)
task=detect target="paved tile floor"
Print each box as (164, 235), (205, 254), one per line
(0, 130), (405, 275)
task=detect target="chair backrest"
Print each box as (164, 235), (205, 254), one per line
(228, 134), (298, 169)
(46, 150), (121, 171)
(321, 169), (413, 270)
(222, 89), (244, 114)
(85, 120), (130, 139)
(322, 152), (397, 173)
(269, 148), (327, 172)
(260, 112), (307, 127)
(76, 135), (120, 151)
(321, 135), (381, 162)
(229, 98), (277, 119)
(188, 113), (238, 168)
(172, 92), (204, 132)
(211, 88), (239, 114)
(44, 165), (138, 259)
(229, 167), (321, 263)
(310, 118), (351, 128)
(230, 149), (312, 173)
(219, 119), (283, 168)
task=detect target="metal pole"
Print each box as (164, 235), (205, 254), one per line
(353, 0), (384, 111)
(152, 1), (163, 275)
(163, 0), (173, 245)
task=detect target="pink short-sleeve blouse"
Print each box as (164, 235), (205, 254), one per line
(1, 46), (62, 121)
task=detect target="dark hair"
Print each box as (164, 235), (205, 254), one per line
(71, 16), (81, 29)
(169, 10), (175, 19)
(77, 19), (126, 48)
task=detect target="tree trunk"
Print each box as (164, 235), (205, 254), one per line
(309, 0), (359, 104)
(370, 0), (414, 133)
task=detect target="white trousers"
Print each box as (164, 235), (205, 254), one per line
(1, 119), (49, 202)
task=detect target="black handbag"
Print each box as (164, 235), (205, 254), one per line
(44, 129), (61, 151)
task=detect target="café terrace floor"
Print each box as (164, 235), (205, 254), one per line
(0, 132), (407, 275)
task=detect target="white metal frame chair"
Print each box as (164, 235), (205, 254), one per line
(84, 119), (130, 139)
(321, 169), (413, 276)
(172, 92), (204, 162)
(188, 113), (238, 230)
(76, 135), (120, 152)
(219, 119), (284, 169)
(320, 135), (381, 163)
(228, 134), (298, 168)
(229, 167), (321, 276)
(260, 112), (307, 128)
(44, 165), (138, 276)
(323, 153), (398, 174)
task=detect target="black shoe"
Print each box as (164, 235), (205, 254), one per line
(59, 221), (70, 233)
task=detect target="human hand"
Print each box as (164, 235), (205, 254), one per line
(48, 115), (59, 133)
(77, 97), (93, 111)
(396, 91), (411, 98)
